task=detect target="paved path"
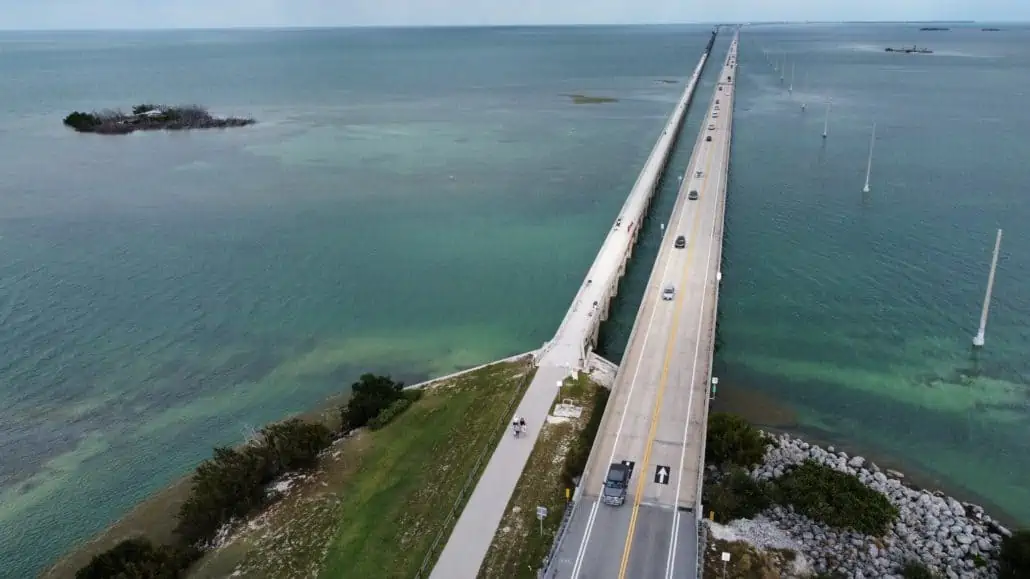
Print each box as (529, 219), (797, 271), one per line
(429, 47), (713, 579)
(549, 30), (738, 579)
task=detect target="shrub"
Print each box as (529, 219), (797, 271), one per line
(63, 111), (100, 131)
(773, 460), (898, 536)
(999, 529), (1030, 579)
(703, 467), (772, 523)
(705, 412), (769, 468)
(367, 397), (413, 430)
(174, 419), (332, 546)
(562, 387), (610, 487)
(75, 538), (189, 579)
(339, 374), (404, 431)
(901, 560), (937, 578)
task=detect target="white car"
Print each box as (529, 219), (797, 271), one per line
(662, 286), (675, 301)
(695, 170), (703, 178)
(708, 124), (715, 130)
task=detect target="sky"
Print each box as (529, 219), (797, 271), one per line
(0, 0), (1027, 30)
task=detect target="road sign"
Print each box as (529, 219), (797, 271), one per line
(654, 465), (670, 485)
(536, 506), (548, 519)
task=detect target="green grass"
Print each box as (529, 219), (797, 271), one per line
(319, 360), (535, 578)
(478, 375), (604, 579)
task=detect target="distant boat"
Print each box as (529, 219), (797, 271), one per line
(982, 28), (1001, 32)
(919, 27), (950, 31)
(885, 45), (933, 54)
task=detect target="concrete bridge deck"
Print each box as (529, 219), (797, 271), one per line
(547, 30), (738, 579)
(428, 37), (717, 579)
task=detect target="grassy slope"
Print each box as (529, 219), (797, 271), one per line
(319, 359), (534, 578)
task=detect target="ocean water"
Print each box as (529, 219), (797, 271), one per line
(0, 25), (714, 577)
(711, 24), (1030, 523)
(1, 23), (1029, 578)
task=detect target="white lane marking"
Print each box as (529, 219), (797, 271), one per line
(666, 50), (736, 579)
(568, 61), (708, 579)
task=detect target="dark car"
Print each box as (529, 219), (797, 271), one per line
(706, 135), (712, 142)
(688, 190), (699, 200)
(602, 462), (631, 506)
(675, 235), (686, 248)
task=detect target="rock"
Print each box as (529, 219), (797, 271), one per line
(713, 433), (1006, 579)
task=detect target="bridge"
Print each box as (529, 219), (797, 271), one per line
(428, 27), (738, 579)
(546, 31), (738, 579)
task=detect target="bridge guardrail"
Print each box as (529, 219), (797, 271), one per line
(538, 495), (578, 578)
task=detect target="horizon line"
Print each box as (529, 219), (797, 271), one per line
(0, 20), (1026, 33)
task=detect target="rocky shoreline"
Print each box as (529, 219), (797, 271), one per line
(712, 432), (1013, 578)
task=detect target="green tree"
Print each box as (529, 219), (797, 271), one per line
(999, 529), (1030, 579)
(705, 412), (769, 468)
(340, 374), (404, 431)
(63, 111), (100, 131)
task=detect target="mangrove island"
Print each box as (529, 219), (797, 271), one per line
(62, 104), (255, 135)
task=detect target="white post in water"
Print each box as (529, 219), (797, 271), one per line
(780, 55), (785, 82)
(822, 98), (831, 138)
(789, 62), (794, 94)
(973, 229), (1003, 347)
(862, 122), (876, 193)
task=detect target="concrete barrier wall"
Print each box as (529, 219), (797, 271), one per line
(694, 33), (739, 519)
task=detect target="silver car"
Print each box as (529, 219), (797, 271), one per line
(662, 286), (675, 301)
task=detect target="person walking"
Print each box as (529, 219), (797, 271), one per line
(518, 416), (526, 435)
(512, 415), (521, 438)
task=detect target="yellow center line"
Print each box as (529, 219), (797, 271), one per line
(616, 109), (721, 579)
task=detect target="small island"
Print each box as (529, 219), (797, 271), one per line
(982, 27), (1002, 32)
(919, 26), (950, 31)
(885, 45), (934, 54)
(62, 104), (255, 135)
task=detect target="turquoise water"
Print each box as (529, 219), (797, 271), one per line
(0, 26), (713, 577)
(1, 24), (1029, 577)
(711, 24), (1030, 524)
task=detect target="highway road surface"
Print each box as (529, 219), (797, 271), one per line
(548, 31), (739, 579)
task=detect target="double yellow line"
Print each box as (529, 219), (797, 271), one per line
(615, 119), (720, 579)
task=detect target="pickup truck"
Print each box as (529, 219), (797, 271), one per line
(602, 462), (631, 506)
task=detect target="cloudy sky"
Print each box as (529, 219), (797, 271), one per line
(1, 0), (1027, 30)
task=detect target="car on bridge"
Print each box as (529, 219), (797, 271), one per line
(706, 135), (712, 142)
(662, 285), (675, 301)
(675, 235), (686, 248)
(688, 190), (699, 200)
(708, 123), (715, 130)
(602, 462), (631, 506)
